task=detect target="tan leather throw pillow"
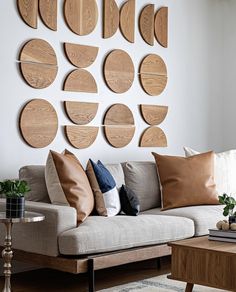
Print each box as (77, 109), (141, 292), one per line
(45, 150), (94, 222)
(152, 151), (219, 210)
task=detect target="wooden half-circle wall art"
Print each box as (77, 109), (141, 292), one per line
(64, 69), (98, 93)
(64, 0), (98, 36)
(19, 39), (58, 89)
(104, 126), (135, 148)
(17, 0), (38, 29)
(140, 127), (167, 147)
(139, 54), (168, 96)
(39, 0), (57, 31)
(64, 43), (99, 68)
(65, 126), (99, 149)
(104, 104), (134, 126)
(155, 7), (168, 48)
(140, 105), (168, 126)
(104, 49), (134, 93)
(103, 0), (119, 38)
(139, 4), (154, 46)
(64, 101), (99, 125)
(120, 0), (135, 43)
(20, 99), (58, 148)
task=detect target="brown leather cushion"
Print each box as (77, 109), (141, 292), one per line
(152, 151), (219, 210)
(45, 150), (94, 222)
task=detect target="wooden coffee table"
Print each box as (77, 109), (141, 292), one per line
(168, 236), (236, 292)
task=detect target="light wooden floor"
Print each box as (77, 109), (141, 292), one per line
(0, 257), (171, 292)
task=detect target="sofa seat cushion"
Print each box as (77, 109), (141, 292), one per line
(142, 205), (224, 236)
(58, 215), (194, 255)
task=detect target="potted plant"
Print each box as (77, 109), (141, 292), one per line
(218, 193), (236, 224)
(0, 180), (30, 218)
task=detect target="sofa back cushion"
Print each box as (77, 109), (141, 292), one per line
(105, 163), (125, 188)
(19, 165), (50, 203)
(122, 161), (161, 211)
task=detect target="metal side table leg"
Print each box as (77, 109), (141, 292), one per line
(2, 222), (13, 292)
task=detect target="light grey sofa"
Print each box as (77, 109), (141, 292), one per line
(0, 161), (224, 291)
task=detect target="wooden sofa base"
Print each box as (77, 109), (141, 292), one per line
(9, 244), (171, 291)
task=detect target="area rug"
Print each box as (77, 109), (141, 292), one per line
(99, 274), (228, 292)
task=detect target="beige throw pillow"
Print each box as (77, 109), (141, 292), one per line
(45, 150), (94, 222)
(152, 151), (219, 210)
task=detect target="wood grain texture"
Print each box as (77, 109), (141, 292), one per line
(64, 69), (98, 93)
(103, 0), (119, 38)
(140, 127), (167, 147)
(17, 0), (38, 29)
(104, 126), (135, 148)
(64, 0), (98, 36)
(140, 54), (167, 76)
(65, 126), (98, 149)
(64, 101), (99, 125)
(140, 74), (167, 96)
(20, 99), (58, 148)
(64, 43), (99, 68)
(155, 7), (168, 48)
(104, 104), (134, 125)
(104, 49), (134, 93)
(39, 0), (57, 31)
(140, 105), (168, 125)
(139, 4), (154, 46)
(20, 39), (57, 65)
(120, 0), (135, 43)
(20, 62), (58, 89)
(169, 236), (236, 291)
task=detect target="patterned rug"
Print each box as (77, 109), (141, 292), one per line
(99, 274), (228, 292)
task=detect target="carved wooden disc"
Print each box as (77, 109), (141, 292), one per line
(120, 0), (135, 43)
(20, 99), (58, 148)
(64, 101), (99, 125)
(20, 39), (57, 65)
(64, 43), (99, 68)
(139, 74), (167, 96)
(140, 105), (168, 125)
(65, 126), (99, 149)
(104, 104), (134, 126)
(17, 0), (38, 29)
(104, 50), (134, 93)
(140, 54), (167, 76)
(140, 127), (167, 147)
(64, 0), (98, 35)
(39, 0), (57, 31)
(64, 69), (98, 93)
(139, 4), (154, 46)
(155, 7), (168, 48)
(103, 0), (119, 38)
(20, 63), (58, 89)
(104, 126), (135, 148)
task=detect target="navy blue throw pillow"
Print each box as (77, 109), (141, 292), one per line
(119, 185), (140, 216)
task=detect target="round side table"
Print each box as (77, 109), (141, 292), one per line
(0, 211), (45, 292)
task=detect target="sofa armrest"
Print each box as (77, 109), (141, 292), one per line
(0, 199), (77, 256)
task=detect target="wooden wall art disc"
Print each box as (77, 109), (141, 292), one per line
(104, 126), (135, 148)
(103, 0), (119, 38)
(155, 7), (168, 48)
(39, 0), (57, 31)
(120, 0), (135, 43)
(140, 127), (167, 147)
(140, 105), (168, 126)
(65, 126), (99, 149)
(139, 4), (154, 46)
(17, 0), (38, 29)
(140, 54), (167, 76)
(104, 104), (134, 126)
(64, 69), (98, 93)
(20, 39), (57, 65)
(104, 50), (135, 93)
(139, 74), (167, 96)
(20, 99), (58, 148)
(64, 43), (99, 68)
(64, 0), (98, 35)
(64, 101), (99, 125)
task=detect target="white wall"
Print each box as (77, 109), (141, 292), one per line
(0, 0), (224, 179)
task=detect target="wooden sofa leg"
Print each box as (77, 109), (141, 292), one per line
(88, 258), (95, 292)
(157, 258), (161, 269)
